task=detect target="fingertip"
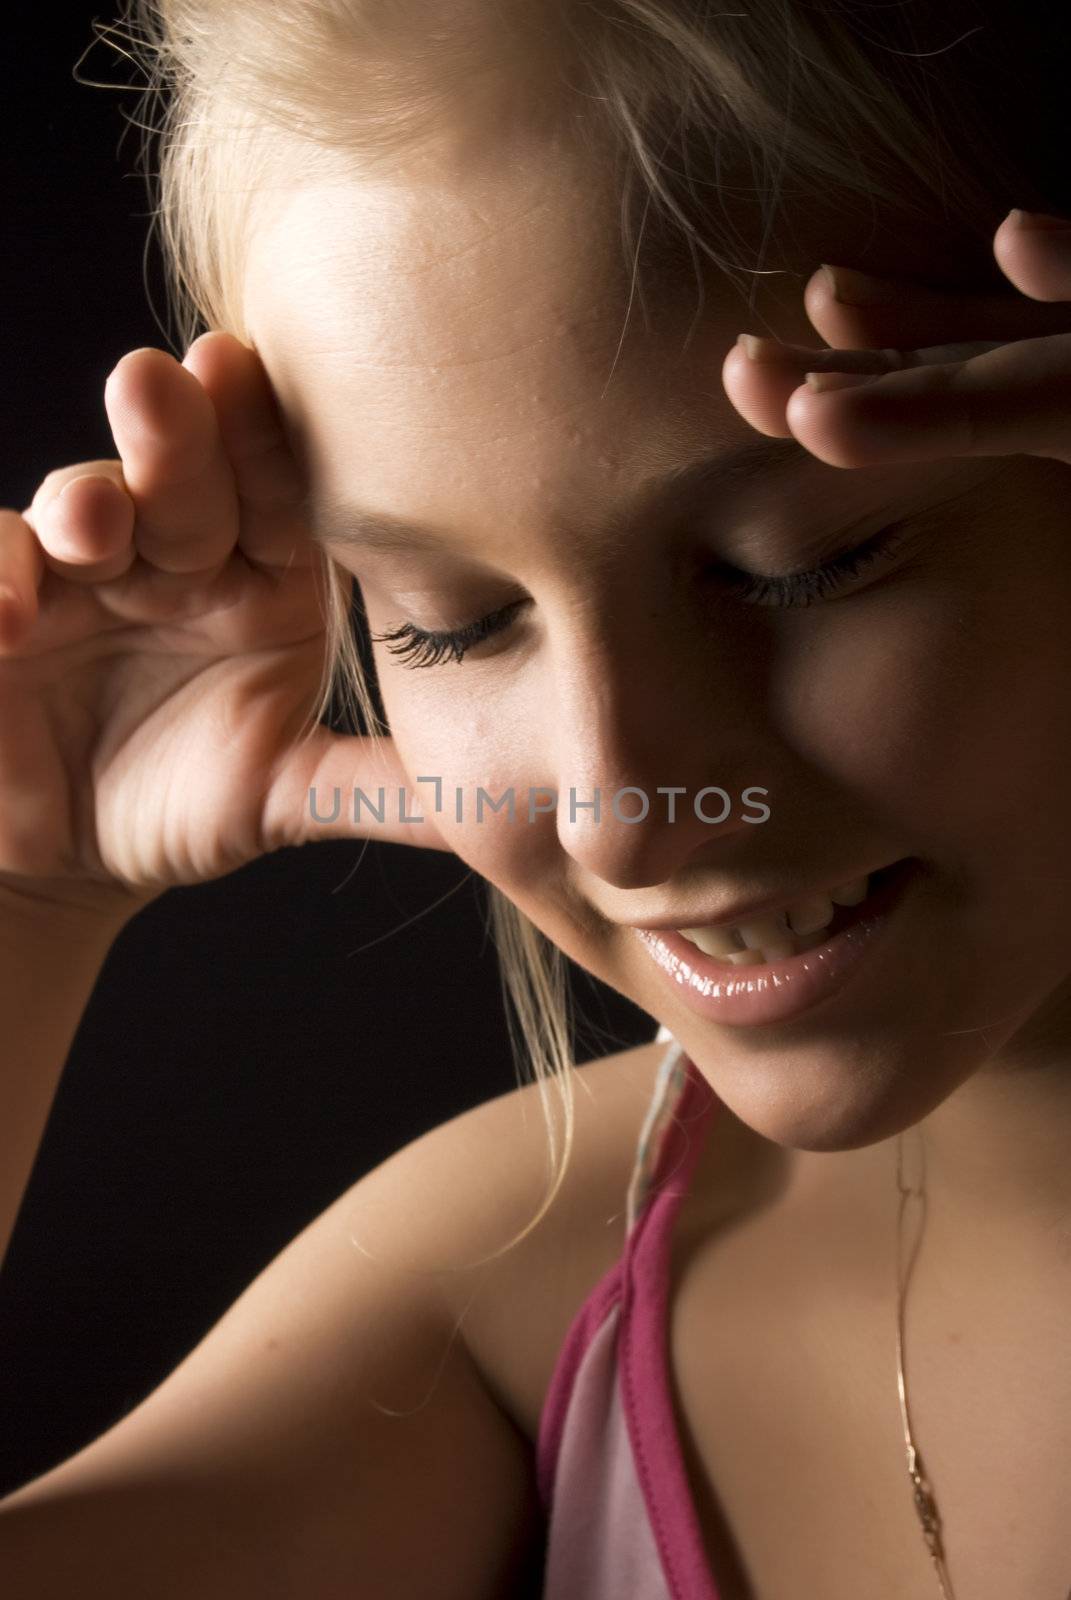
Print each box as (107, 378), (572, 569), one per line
(181, 331), (216, 369)
(993, 216), (1071, 303)
(720, 342), (798, 439)
(782, 383), (865, 469)
(105, 348), (171, 412)
(109, 346), (166, 381)
(182, 329), (245, 372)
(1006, 207), (1071, 231)
(802, 264), (837, 320)
(718, 337), (748, 397)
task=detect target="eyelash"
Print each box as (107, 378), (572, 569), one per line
(715, 519), (914, 608)
(369, 521), (914, 669)
(369, 599), (530, 670)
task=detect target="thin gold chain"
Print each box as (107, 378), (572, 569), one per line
(894, 1130), (1071, 1600)
(895, 1129), (956, 1596)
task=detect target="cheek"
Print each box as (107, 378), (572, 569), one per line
(776, 545), (1071, 918)
(766, 592), (975, 825)
(377, 671), (551, 878)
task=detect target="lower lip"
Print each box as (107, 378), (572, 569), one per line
(633, 859), (918, 1028)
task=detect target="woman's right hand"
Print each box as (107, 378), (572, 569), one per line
(0, 332), (452, 924)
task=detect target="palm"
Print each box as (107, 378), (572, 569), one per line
(0, 550), (328, 887)
(1, 334), (451, 903)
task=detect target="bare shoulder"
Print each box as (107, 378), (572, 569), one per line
(413, 1035), (672, 1444)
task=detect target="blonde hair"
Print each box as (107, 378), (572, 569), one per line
(94, 0), (1067, 1260)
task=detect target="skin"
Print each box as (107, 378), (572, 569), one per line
(0, 39), (1062, 1587)
(241, 127), (1071, 1299)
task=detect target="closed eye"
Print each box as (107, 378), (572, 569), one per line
(369, 519), (918, 669)
(369, 599), (530, 669)
(709, 519), (916, 607)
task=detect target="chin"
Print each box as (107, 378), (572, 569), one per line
(681, 1029), (983, 1154)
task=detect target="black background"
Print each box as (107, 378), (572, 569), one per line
(0, 7), (655, 1500)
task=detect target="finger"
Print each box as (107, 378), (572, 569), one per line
(103, 347), (241, 575)
(180, 332), (315, 571)
(27, 465), (138, 585)
(801, 213), (1071, 354)
(781, 333), (1071, 470)
(993, 208), (1071, 303)
(721, 334), (1006, 441)
(0, 510), (45, 647)
(261, 727), (455, 853)
(802, 263), (1071, 355)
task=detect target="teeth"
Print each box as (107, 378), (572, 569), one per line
(678, 924), (744, 957)
(785, 893), (835, 936)
(676, 873), (871, 965)
(746, 938), (798, 961)
(830, 876), (868, 906)
(739, 915), (790, 947)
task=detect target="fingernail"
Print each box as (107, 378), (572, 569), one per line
(1007, 207), (1071, 231)
(41, 482), (77, 521)
(737, 333), (794, 363)
(804, 371), (875, 393)
(56, 474), (106, 504)
(819, 263), (894, 307)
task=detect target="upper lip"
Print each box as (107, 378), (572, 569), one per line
(611, 861), (898, 932)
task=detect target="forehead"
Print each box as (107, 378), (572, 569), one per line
(241, 145), (995, 566)
(244, 144), (694, 418)
(246, 150), (804, 502)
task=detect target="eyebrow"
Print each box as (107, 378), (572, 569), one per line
(305, 435), (812, 555)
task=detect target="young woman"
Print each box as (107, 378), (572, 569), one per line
(1, 2), (1069, 1595)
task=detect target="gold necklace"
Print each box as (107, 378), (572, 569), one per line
(894, 1131), (1071, 1600)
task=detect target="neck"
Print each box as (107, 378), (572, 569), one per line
(777, 990), (1071, 1287)
(909, 1038), (1071, 1273)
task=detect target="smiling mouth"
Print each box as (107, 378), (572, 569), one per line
(649, 859), (914, 966)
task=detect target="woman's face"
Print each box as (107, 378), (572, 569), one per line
(245, 137), (1071, 1152)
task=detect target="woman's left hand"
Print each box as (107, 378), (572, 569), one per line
(722, 208), (1071, 470)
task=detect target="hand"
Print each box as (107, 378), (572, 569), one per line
(0, 333), (451, 923)
(721, 208), (1071, 470)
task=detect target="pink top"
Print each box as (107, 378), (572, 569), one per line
(536, 1031), (725, 1599)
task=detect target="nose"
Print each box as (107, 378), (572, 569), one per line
(547, 611), (774, 889)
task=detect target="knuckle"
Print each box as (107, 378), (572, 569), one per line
(126, 436), (220, 504)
